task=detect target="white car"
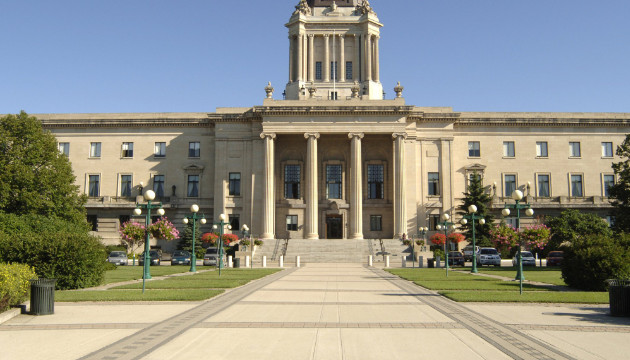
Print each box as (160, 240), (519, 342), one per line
(462, 245), (479, 262)
(512, 251), (536, 267)
(477, 248), (501, 267)
(203, 247), (226, 266)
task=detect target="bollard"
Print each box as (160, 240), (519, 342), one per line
(368, 255), (373, 267)
(402, 257), (406, 268)
(279, 255), (284, 268)
(385, 255), (390, 268)
(418, 256), (424, 268)
(228, 256), (233, 268)
(245, 256), (250, 268)
(436, 256), (441, 268)
(296, 256), (301, 268)
(263, 256), (267, 268)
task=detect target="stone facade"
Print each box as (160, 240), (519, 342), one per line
(39, 1), (630, 251)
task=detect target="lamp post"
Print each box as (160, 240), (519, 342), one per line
(416, 227), (428, 268)
(501, 190), (534, 295)
(241, 224), (251, 268)
(183, 204), (206, 273)
(133, 190), (164, 293)
(212, 214), (230, 276)
(436, 213), (455, 276)
(460, 204), (486, 274)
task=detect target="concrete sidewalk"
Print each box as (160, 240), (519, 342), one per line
(0, 264), (629, 359)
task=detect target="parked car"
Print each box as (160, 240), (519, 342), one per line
(512, 251), (536, 267)
(138, 250), (161, 266)
(477, 248), (501, 267)
(462, 245), (479, 262)
(547, 251), (564, 267)
(107, 251), (128, 266)
(448, 251), (465, 266)
(171, 250), (191, 266)
(203, 247), (225, 266)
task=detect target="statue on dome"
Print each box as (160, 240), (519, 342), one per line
(355, 0), (375, 15)
(293, 0), (312, 16)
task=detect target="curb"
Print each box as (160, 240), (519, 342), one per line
(0, 307), (22, 325)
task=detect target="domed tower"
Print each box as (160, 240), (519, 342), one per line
(285, 0), (383, 100)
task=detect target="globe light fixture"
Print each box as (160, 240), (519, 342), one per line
(133, 208), (142, 216)
(512, 189), (524, 201)
(468, 204), (478, 213)
(144, 190), (156, 201)
(502, 189), (535, 293)
(190, 204), (199, 213)
(157, 208), (165, 216)
(502, 208), (511, 217)
(183, 218), (189, 224)
(460, 219), (468, 225)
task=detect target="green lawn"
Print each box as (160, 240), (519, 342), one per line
(56, 289), (224, 302)
(386, 268), (608, 304)
(103, 265), (214, 284)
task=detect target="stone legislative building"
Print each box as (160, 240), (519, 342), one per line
(39, 0), (630, 251)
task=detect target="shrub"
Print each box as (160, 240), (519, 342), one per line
(254, 239), (264, 246)
(561, 233), (630, 291)
(0, 213), (107, 290)
(430, 233), (446, 245)
(0, 263), (38, 312)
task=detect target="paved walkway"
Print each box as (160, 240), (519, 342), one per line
(1, 264), (630, 359)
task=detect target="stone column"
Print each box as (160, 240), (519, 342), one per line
(374, 36), (380, 82)
(348, 133), (364, 239)
(324, 34), (330, 82)
(339, 34), (346, 82)
(354, 34), (361, 82)
(297, 34), (303, 82)
(260, 133), (276, 239)
(308, 34), (314, 82)
(393, 133), (407, 238)
(305, 133), (320, 239)
(365, 34), (372, 81)
(289, 36), (294, 82)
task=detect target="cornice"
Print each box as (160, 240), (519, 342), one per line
(253, 105), (414, 117)
(455, 117), (630, 128)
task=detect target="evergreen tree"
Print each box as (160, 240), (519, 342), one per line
(0, 111), (86, 224)
(177, 221), (203, 258)
(609, 134), (630, 233)
(456, 172), (494, 247)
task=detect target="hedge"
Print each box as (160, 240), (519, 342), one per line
(0, 263), (37, 312)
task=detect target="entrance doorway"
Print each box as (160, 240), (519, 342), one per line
(326, 215), (343, 239)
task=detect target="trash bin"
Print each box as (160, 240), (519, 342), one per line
(428, 258), (435, 268)
(233, 258), (240, 268)
(30, 279), (56, 315)
(607, 279), (630, 317)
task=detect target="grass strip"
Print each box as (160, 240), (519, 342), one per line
(440, 290), (608, 304)
(103, 266), (214, 284)
(112, 279), (249, 289)
(414, 280), (550, 291)
(474, 267), (566, 286)
(56, 289), (224, 302)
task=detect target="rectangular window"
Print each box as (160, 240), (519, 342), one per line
(536, 142), (548, 157)
(504, 174), (516, 197)
(370, 215), (382, 231)
(330, 91), (338, 100)
(284, 165), (301, 199)
(346, 61), (353, 80)
(58, 142), (70, 156)
(229, 215), (240, 230)
(468, 141), (480, 157)
(428, 172), (440, 196)
(602, 142), (613, 158)
(537, 174), (550, 197)
(90, 142), (101, 158)
(330, 61), (338, 80)
(187, 175), (199, 197)
(153, 175), (165, 197)
(604, 175), (615, 197)
(326, 165), (342, 199)
(569, 142), (581, 157)
(122, 142), (133, 158)
(229, 173), (241, 196)
(120, 175), (132, 197)
(154, 142), (166, 157)
(315, 62), (322, 80)
(503, 141), (515, 157)
(571, 174), (583, 197)
(367, 165), (384, 199)
(87, 215), (98, 231)
(88, 175), (100, 197)
(429, 215), (440, 231)
(286, 215), (298, 231)
(606, 215), (616, 228)
(189, 142), (200, 158)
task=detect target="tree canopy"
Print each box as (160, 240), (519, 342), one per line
(609, 134), (630, 233)
(545, 209), (611, 254)
(0, 111), (86, 223)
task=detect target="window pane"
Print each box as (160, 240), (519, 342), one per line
(537, 175), (550, 197)
(367, 165), (384, 199)
(121, 175), (132, 197)
(571, 175), (583, 197)
(503, 142), (515, 157)
(229, 215), (240, 230)
(602, 142), (613, 157)
(187, 175), (199, 197)
(284, 165), (300, 199)
(90, 142), (101, 157)
(504, 175), (516, 197)
(315, 62), (322, 80)
(229, 173), (241, 196)
(345, 61), (353, 80)
(536, 142), (548, 157)
(604, 175), (615, 196)
(154, 142), (166, 157)
(89, 175), (100, 197)
(153, 175), (165, 197)
(468, 142), (480, 157)
(122, 142), (133, 158)
(330, 61), (338, 80)
(189, 142), (200, 157)
(428, 172), (440, 196)
(326, 165), (342, 199)
(286, 215), (298, 231)
(58, 142), (69, 156)
(370, 215), (382, 231)
(570, 142), (581, 157)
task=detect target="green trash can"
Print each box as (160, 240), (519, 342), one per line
(30, 279), (56, 315)
(607, 279), (630, 317)
(428, 259), (435, 268)
(233, 258), (240, 268)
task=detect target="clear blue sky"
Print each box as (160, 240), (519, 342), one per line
(1, 0), (628, 114)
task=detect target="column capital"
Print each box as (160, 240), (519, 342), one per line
(308, 34), (315, 38)
(304, 132), (320, 140)
(260, 133), (276, 140)
(323, 34), (330, 38)
(392, 132), (408, 140)
(348, 132), (364, 140)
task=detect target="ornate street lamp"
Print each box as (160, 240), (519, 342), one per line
(133, 190), (164, 293)
(241, 224), (251, 268)
(416, 227), (428, 268)
(460, 204), (486, 274)
(502, 190), (534, 294)
(212, 214), (230, 276)
(436, 213), (455, 277)
(183, 204), (206, 273)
